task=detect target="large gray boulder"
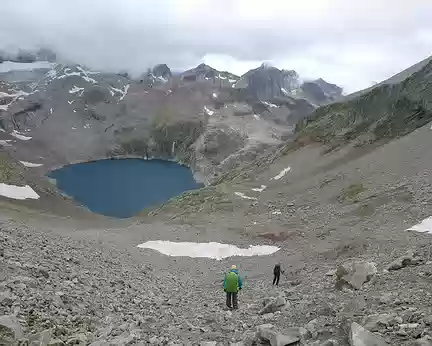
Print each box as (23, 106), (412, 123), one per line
(256, 324), (301, 346)
(259, 296), (287, 315)
(335, 261), (377, 290)
(350, 322), (388, 346)
(0, 315), (24, 340)
(387, 250), (423, 270)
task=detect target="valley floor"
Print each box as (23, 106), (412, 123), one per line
(2, 123), (432, 345)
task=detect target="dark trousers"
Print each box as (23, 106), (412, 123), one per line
(273, 273), (280, 286)
(226, 291), (238, 309)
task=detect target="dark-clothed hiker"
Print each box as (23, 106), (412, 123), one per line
(273, 264), (284, 286)
(223, 265), (243, 309)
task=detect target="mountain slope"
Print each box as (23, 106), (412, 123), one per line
(296, 56), (432, 147)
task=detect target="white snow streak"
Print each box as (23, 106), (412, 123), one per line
(137, 240), (279, 260)
(271, 167), (291, 180)
(50, 108), (53, 114)
(110, 85), (130, 101)
(0, 183), (40, 200)
(0, 140), (12, 147)
(10, 131), (32, 141)
(68, 100), (75, 105)
(0, 90), (30, 111)
(272, 210), (282, 215)
(69, 86), (84, 95)
(235, 192), (258, 200)
(0, 61), (54, 73)
(251, 185), (267, 192)
(281, 88), (290, 96)
(84, 124), (91, 129)
(253, 114), (261, 120)
(262, 101), (279, 108)
(229, 79), (237, 83)
(20, 161), (43, 168)
(58, 66), (97, 84)
(407, 216), (432, 234)
(212, 92), (218, 99)
(218, 74), (227, 80)
(204, 106), (214, 116)
(172, 141), (176, 156)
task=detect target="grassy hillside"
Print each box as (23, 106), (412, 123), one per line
(296, 59), (432, 147)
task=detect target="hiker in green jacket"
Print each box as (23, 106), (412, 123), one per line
(223, 265), (243, 309)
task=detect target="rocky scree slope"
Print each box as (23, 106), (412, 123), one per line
(141, 57), (432, 345)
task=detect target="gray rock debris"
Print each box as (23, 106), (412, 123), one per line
(335, 261), (377, 290)
(387, 250), (423, 270)
(259, 296), (288, 315)
(362, 313), (398, 332)
(350, 322), (388, 346)
(256, 324), (301, 346)
(413, 336), (432, 346)
(0, 314), (24, 340)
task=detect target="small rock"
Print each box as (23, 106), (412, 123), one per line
(200, 342), (217, 346)
(321, 339), (339, 346)
(47, 340), (65, 346)
(387, 250), (423, 270)
(326, 269), (336, 276)
(363, 313), (398, 332)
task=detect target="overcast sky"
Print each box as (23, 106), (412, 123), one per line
(1, 0), (431, 93)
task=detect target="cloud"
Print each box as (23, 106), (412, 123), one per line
(1, 0), (431, 92)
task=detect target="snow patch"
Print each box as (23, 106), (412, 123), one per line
(68, 100), (75, 105)
(69, 86), (84, 95)
(137, 240), (279, 260)
(281, 88), (290, 96)
(407, 216), (432, 234)
(212, 92), (218, 99)
(110, 84), (130, 101)
(172, 141), (176, 156)
(272, 210), (282, 215)
(20, 161), (43, 168)
(218, 74), (227, 80)
(0, 61), (54, 73)
(262, 101), (279, 108)
(0, 183), (40, 200)
(84, 124), (91, 129)
(229, 79), (237, 83)
(0, 90), (30, 111)
(72, 127), (77, 130)
(10, 131), (32, 141)
(0, 140), (12, 147)
(50, 108), (53, 114)
(253, 114), (260, 120)
(204, 106), (214, 116)
(251, 185), (267, 192)
(235, 192), (257, 200)
(271, 167), (291, 180)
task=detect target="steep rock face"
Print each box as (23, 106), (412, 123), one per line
(234, 64), (342, 106)
(152, 64), (172, 80)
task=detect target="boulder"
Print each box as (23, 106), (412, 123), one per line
(413, 336), (432, 346)
(0, 315), (24, 340)
(362, 313), (398, 332)
(335, 261), (377, 290)
(387, 250), (423, 270)
(256, 324), (300, 346)
(350, 322), (388, 346)
(259, 296), (287, 315)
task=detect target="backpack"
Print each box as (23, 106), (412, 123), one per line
(225, 271), (239, 292)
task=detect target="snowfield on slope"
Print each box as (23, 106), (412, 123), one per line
(0, 183), (40, 200)
(407, 216), (432, 234)
(20, 161), (43, 168)
(137, 240), (279, 260)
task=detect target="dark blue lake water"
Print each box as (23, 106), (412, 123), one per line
(49, 159), (203, 218)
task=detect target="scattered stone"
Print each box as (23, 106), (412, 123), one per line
(48, 340), (65, 346)
(413, 336), (432, 346)
(350, 322), (389, 346)
(259, 296), (287, 315)
(200, 342), (217, 346)
(387, 250), (423, 271)
(335, 261), (377, 290)
(256, 324), (300, 346)
(363, 313), (398, 332)
(320, 339), (339, 346)
(326, 269), (337, 276)
(0, 315), (24, 340)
